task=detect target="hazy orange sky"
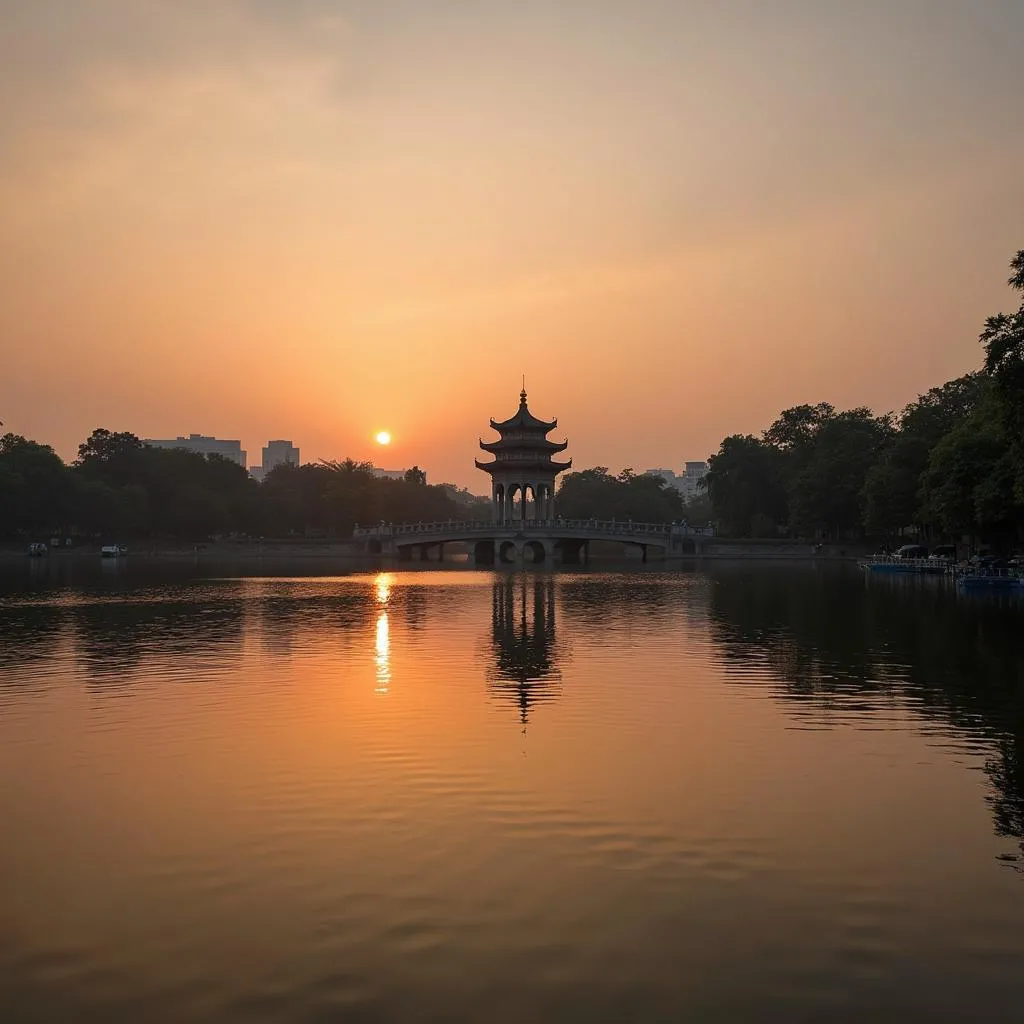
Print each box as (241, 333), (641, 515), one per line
(2, 1), (1022, 488)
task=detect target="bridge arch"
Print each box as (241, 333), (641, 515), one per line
(524, 540), (546, 564)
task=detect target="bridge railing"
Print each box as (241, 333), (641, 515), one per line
(353, 519), (715, 539)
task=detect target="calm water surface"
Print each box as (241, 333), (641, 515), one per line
(1, 562), (1023, 1021)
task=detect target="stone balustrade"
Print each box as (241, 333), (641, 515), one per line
(353, 519), (715, 539)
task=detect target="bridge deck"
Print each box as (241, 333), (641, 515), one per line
(353, 518), (713, 543)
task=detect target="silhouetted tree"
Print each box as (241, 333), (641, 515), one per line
(0, 434), (69, 538)
(705, 436), (786, 536)
(556, 467), (683, 522)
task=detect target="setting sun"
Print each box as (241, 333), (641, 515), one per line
(375, 431), (392, 446)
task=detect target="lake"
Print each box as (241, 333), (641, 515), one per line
(1, 561), (1023, 1022)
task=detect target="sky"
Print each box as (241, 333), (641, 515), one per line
(1, 0), (1022, 489)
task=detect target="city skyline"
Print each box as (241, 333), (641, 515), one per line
(2, 2), (1023, 488)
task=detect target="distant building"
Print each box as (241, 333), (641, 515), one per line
(440, 483), (490, 508)
(262, 439), (299, 473)
(372, 466), (426, 483)
(144, 433), (246, 468)
(678, 461), (709, 502)
(646, 468), (679, 487)
(644, 461), (708, 503)
(249, 466), (265, 483)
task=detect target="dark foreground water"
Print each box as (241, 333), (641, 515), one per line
(1, 561), (1023, 1022)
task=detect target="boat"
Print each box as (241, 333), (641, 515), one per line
(100, 545), (128, 558)
(862, 543), (954, 575)
(954, 565), (1024, 591)
(862, 556), (949, 575)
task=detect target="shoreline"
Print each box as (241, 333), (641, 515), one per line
(1, 538), (868, 564)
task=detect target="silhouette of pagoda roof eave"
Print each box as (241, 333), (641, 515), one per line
(475, 458), (572, 475)
(479, 437), (569, 455)
(488, 390), (557, 432)
(489, 412), (557, 432)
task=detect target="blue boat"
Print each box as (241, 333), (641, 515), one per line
(862, 556), (949, 575)
(954, 566), (1024, 591)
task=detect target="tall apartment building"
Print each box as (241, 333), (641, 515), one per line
(262, 440), (300, 473)
(678, 461), (709, 502)
(144, 433), (246, 468)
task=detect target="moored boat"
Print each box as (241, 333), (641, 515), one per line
(955, 567), (1024, 591)
(100, 544), (128, 558)
(861, 556), (949, 575)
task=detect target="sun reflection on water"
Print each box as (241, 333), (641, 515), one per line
(374, 573), (393, 693)
(375, 573), (393, 606)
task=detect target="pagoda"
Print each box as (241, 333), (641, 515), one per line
(476, 388), (571, 522)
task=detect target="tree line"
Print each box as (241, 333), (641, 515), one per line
(554, 467), (711, 524)
(0, 429), (488, 542)
(704, 249), (1024, 547)
(3, 248), (1021, 545)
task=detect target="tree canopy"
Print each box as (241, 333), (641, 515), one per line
(0, 433), (486, 543)
(705, 248), (1024, 547)
(555, 467), (685, 522)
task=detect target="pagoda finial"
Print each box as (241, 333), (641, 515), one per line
(520, 374), (527, 405)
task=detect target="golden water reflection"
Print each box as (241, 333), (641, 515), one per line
(374, 572), (393, 606)
(374, 611), (390, 693)
(1, 567), (1024, 1022)
(373, 572), (392, 693)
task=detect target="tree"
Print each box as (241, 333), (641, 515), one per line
(980, 249), (1024, 503)
(680, 491), (714, 525)
(763, 403), (835, 451)
(556, 467), (683, 522)
(0, 433), (70, 537)
(704, 435), (786, 536)
(787, 409), (893, 539)
(920, 397), (1012, 541)
(863, 374), (986, 538)
(75, 429), (145, 482)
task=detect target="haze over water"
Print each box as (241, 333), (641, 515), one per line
(1, 563), (1023, 1021)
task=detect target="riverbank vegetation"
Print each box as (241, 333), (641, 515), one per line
(705, 249), (1024, 547)
(0, 432), (487, 542)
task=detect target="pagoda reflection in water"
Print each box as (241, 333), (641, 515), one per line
(487, 575), (562, 724)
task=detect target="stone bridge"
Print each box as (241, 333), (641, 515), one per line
(352, 519), (714, 564)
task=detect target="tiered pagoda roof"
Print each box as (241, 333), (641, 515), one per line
(475, 390), (572, 476)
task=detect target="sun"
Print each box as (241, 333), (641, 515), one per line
(375, 431), (391, 446)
